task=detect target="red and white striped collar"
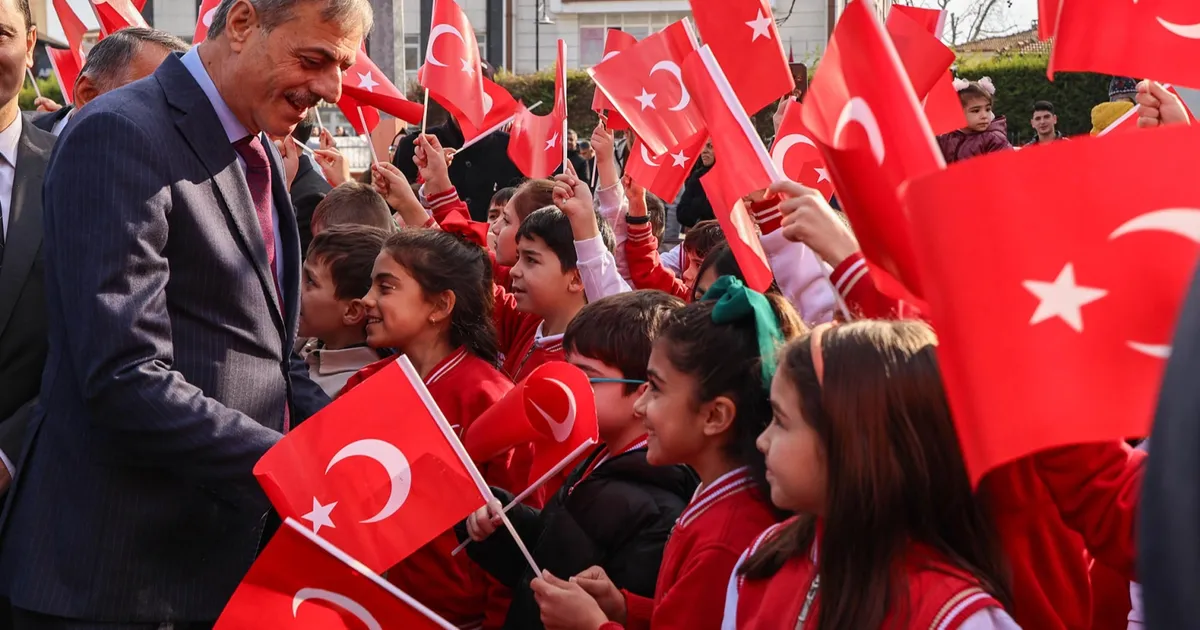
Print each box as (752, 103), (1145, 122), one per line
(677, 466), (755, 530)
(425, 347), (469, 386)
(533, 323), (564, 352)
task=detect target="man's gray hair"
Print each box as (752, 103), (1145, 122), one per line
(81, 27), (189, 90)
(206, 0), (372, 39)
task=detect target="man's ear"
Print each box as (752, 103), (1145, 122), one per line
(73, 75), (99, 109)
(223, 0), (260, 52)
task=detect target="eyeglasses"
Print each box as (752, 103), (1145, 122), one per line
(588, 378), (647, 386)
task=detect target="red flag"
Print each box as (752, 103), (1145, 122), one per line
(890, 4), (947, 37)
(1038, 0), (1059, 40)
(770, 100), (834, 202)
(193, 0), (221, 45)
(1096, 84), (1197, 137)
(591, 29), (638, 130)
(52, 0), (88, 66)
(885, 7), (956, 100)
(253, 357), (491, 573)
(338, 95), (380, 136)
(435, 77), (519, 145)
(681, 44), (781, 202)
(343, 49), (425, 124)
(89, 0), (148, 36)
(588, 20), (704, 156)
(1050, 0), (1200, 89)
(690, 0), (795, 117)
(923, 72), (968, 135)
(47, 48), (79, 104)
(905, 126), (1200, 484)
(624, 132), (709, 202)
(701, 163), (775, 293)
(420, 0), (486, 127)
(508, 39), (566, 178)
(131, 0), (144, 9)
(215, 519), (457, 630)
(802, 0), (942, 307)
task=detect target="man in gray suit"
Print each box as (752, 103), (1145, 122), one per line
(0, 0), (367, 625)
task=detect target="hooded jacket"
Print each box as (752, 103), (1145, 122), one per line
(937, 116), (1014, 164)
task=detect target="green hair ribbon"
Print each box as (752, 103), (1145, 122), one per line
(702, 275), (784, 388)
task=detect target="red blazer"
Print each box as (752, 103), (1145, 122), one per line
(623, 222), (690, 300)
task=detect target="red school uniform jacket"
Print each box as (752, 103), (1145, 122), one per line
(624, 222), (691, 301)
(727, 518), (1007, 630)
(601, 467), (778, 630)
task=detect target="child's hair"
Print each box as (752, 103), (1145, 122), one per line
(311, 182), (395, 233)
(954, 77), (995, 107)
(657, 287), (805, 497)
(693, 244), (783, 299)
(742, 321), (1012, 630)
(515, 207), (578, 272)
(565, 290), (686, 394)
(381, 228), (499, 365)
(682, 219), (726, 259)
(596, 211), (616, 254)
(509, 179), (557, 223)
(491, 186), (518, 209)
(646, 192), (667, 242)
(306, 225), (390, 300)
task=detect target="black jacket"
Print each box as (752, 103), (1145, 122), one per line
(291, 153), (332, 255)
(29, 105), (73, 135)
(675, 161), (715, 229)
(393, 121), (524, 222)
(458, 445), (698, 630)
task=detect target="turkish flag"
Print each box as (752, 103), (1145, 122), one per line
(1097, 84), (1198, 137)
(253, 356), (491, 573)
(886, 6), (965, 135)
(625, 132), (709, 202)
(420, 0), (486, 128)
(702, 163), (775, 293)
(770, 99), (824, 183)
(905, 125), (1200, 484)
(802, 0), (942, 307)
(343, 50), (425, 124)
(508, 39), (567, 178)
(690, 0), (795, 118)
(435, 77), (519, 145)
(90, 0), (148, 37)
(923, 73), (969, 135)
(885, 7), (956, 100)
(681, 44), (781, 202)
(1038, 0), (1059, 40)
(588, 20), (704, 156)
(46, 48), (79, 104)
(1050, 0), (1200, 89)
(463, 362), (598, 476)
(215, 519), (457, 630)
(889, 4), (947, 37)
(338, 96), (380, 136)
(52, 0), (88, 66)
(193, 0), (220, 44)
(591, 29), (638, 130)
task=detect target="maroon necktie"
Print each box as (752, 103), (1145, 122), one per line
(233, 135), (290, 432)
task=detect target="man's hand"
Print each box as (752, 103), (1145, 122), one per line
(34, 96), (61, 113)
(767, 179), (859, 268)
(1137, 80), (1191, 129)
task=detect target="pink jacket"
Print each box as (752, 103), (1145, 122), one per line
(937, 117), (1014, 164)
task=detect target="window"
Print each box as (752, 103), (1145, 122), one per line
(404, 33), (420, 71)
(476, 31), (488, 62)
(577, 13), (690, 66)
(579, 27), (606, 66)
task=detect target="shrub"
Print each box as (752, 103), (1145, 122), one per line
(19, 76), (64, 111)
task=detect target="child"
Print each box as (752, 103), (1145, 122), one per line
(626, 212), (725, 302)
(298, 225), (391, 397)
(725, 321), (1016, 629)
(529, 276), (804, 630)
(309, 181), (396, 238)
(937, 78), (1013, 164)
(341, 228), (516, 629)
(488, 186), (519, 251)
(459, 291), (699, 630)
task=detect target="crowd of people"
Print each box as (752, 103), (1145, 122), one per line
(0, 0), (1190, 627)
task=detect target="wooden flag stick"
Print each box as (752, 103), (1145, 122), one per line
(314, 106), (325, 133)
(356, 107), (379, 164)
(26, 68), (41, 100)
(420, 88), (431, 136)
(452, 438), (596, 556)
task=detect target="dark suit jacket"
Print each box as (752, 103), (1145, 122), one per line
(28, 105), (72, 135)
(393, 121), (524, 222)
(0, 54), (329, 622)
(291, 152), (331, 256)
(0, 122), (55, 472)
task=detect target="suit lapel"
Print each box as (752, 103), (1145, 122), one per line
(265, 136), (301, 344)
(157, 54), (285, 337)
(0, 124), (53, 336)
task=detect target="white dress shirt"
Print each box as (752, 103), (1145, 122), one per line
(50, 107), (73, 137)
(0, 111), (21, 479)
(180, 47), (283, 286)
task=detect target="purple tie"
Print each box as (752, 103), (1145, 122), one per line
(233, 135), (290, 433)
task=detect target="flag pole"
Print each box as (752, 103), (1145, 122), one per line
(452, 438), (596, 556)
(356, 106), (379, 164)
(26, 68), (41, 100)
(590, 113), (605, 190)
(314, 106), (325, 133)
(420, 88), (431, 136)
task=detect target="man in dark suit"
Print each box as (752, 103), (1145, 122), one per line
(31, 27), (188, 136)
(0, 0), (365, 625)
(0, 0), (55, 497)
(286, 110), (332, 254)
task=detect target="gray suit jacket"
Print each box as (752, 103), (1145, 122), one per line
(0, 53), (329, 622)
(0, 123), (55, 471)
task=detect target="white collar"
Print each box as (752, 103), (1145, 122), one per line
(180, 46), (249, 144)
(0, 112), (22, 167)
(534, 322), (564, 349)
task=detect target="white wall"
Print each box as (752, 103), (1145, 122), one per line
(152, 0), (199, 38)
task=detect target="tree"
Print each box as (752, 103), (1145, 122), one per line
(896, 0), (1019, 45)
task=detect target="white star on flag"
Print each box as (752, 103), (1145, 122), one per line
(635, 88), (657, 111)
(670, 150), (689, 167)
(1022, 263), (1108, 333)
(302, 497), (337, 534)
(546, 132), (559, 151)
(356, 71), (379, 93)
(815, 167), (829, 183)
(460, 57), (475, 77)
(746, 9), (774, 42)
